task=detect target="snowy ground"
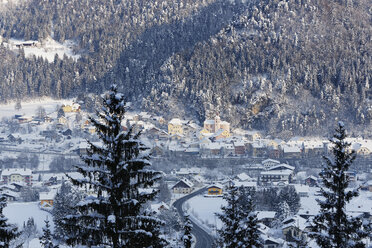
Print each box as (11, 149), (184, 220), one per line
(185, 195), (225, 234)
(3, 201), (54, 233)
(186, 186), (372, 235)
(0, 98), (74, 119)
(299, 186), (372, 216)
(6, 37), (80, 62)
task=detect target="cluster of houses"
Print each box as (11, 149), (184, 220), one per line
(128, 113), (372, 159)
(4, 105), (372, 161)
(0, 168), (59, 208)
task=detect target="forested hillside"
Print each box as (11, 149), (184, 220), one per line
(0, 0), (371, 136)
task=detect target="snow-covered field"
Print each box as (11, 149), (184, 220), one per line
(3, 201), (54, 232)
(0, 98), (74, 119)
(185, 195), (225, 231)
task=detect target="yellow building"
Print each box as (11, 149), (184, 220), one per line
(168, 118), (186, 135)
(207, 183), (224, 196)
(62, 103), (81, 113)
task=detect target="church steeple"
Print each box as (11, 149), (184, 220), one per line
(214, 114), (221, 132)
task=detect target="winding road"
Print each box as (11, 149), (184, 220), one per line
(172, 187), (215, 248)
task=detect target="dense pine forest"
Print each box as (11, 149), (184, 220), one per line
(0, 0), (371, 137)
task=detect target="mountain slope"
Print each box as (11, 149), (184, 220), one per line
(0, 0), (370, 136)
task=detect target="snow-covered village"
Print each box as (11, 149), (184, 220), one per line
(0, 0), (371, 247)
(0, 94), (371, 247)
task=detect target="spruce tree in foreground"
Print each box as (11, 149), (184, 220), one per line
(0, 194), (18, 248)
(217, 186), (262, 248)
(65, 85), (166, 247)
(309, 122), (368, 248)
(182, 214), (193, 248)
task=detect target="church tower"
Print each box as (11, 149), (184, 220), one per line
(214, 115), (221, 133)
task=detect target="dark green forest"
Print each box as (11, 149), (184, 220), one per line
(0, 0), (371, 137)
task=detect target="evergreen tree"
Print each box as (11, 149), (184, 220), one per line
(0, 194), (18, 248)
(274, 201), (291, 226)
(217, 186), (263, 248)
(309, 122), (368, 248)
(182, 214), (193, 248)
(39, 218), (58, 248)
(52, 180), (81, 242)
(14, 100), (22, 111)
(157, 179), (171, 204)
(278, 185), (301, 215)
(239, 188), (263, 248)
(64, 85), (166, 248)
(57, 107), (65, 118)
(23, 217), (38, 239)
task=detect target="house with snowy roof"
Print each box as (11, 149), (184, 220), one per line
(302, 140), (326, 156)
(231, 181), (257, 191)
(39, 190), (57, 208)
(1, 168), (32, 186)
(250, 139), (268, 157)
(168, 118), (187, 136)
(257, 211), (276, 227)
(206, 183), (224, 196)
(235, 172), (253, 182)
(261, 235), (283, 248)
(282, 144), (302, 158)
(305, 175), (318, 187)
(293, 184), (310, 197)
(172, 178), (194, 194)
(282, 215), (310, 243)
(233, 141), (246, 155)
(0, 190), (19, 202)
(260, 169), (294, 186)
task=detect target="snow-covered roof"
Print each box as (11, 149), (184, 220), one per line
(173, 178), (194, 189)
(282, 215), (308, 231)
(283, 145), (302, 153)
(257, 211), (276, 220)
(1, 190), (19, 198)
(262, 158), (280, 165)
(39, 190), (57, 200)
(235, 172), (252, 182)
(169, 118), (186, 125)
(233, 141), (245, 147)
(177, 167), (203, 175)
(1, 168), (32, 176)
(207, 183), (224, 189)
(260, 169), (293, 176)
(201, 142), (222, 150)
(293, 184), (310, 193)
(204, 119), (215, 125)
(269, 163), (295, 171)
(232, 181), (257, 188)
